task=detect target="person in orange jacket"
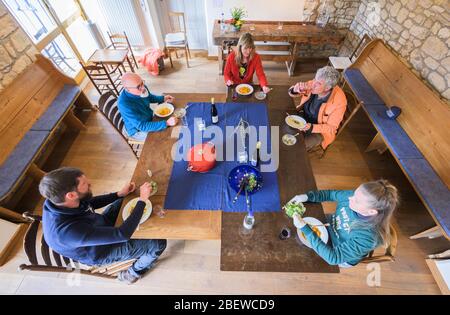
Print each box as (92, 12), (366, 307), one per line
(289, 66), (347, 151)
(224, 33), (271, 94)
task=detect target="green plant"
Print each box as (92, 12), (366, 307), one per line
(230, 7), (247, 22)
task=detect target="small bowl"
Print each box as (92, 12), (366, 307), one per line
(174, 108), (187, 118)
(282, 134), (297, 146)
(255, 91), (267, 100)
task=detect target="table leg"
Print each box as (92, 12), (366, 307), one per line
(218, 45), (224, 75)
(410, 226), (444, 240)
(126, 57), (135, 73)
(287, 42), (300, 77)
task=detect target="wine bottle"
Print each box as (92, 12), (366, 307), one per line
(211, 98), (219, 124)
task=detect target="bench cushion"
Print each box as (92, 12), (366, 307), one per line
(363, 104), (424, 159)
(344, 69), (385, 105)
(399, 159), (450, 237)
(0, 131), (50, 201)
(31, 85), (80, 131)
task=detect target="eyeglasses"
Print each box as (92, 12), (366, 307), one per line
(125, 80), (145, 90)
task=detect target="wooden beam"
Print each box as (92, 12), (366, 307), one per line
(0, 207), (26, 223)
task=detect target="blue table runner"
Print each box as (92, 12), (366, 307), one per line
(164, 102), (281, 213)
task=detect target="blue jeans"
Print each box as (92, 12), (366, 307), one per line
(124, 130), (148, 142)
(97, 199), (167, 277)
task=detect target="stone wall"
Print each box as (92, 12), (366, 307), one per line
(300, 0), (361, 58)
(0, 2), (38, 93)
(340, 0), (450, 101)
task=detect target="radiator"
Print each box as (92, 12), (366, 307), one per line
(96, 0), (144, 47)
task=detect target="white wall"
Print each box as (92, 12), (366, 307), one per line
(205, 0), (305, 56)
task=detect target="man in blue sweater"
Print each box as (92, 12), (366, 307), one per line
(39, 167), (167, 285)
(118, 72), (178, 141)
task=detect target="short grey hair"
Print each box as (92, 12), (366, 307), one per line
(315, 66), (340, 90)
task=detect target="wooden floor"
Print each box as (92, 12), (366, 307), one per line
(1, 54), (448, 295)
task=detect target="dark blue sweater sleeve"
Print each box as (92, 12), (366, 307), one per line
(63, 201), (145, 247)
(90, 193), (120, 210)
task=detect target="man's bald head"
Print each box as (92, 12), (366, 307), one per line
(122, 72), (145, 96)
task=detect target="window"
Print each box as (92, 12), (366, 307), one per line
(2, 0), (98, 80)
(3, 0), (56, 42)
(41, 35), (81, 77)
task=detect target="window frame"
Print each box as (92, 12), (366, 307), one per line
(2, 0), (91, 82)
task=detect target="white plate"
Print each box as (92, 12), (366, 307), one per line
(236, 84), (254, 96)
(122, 198), (152, 225)
(154, 103), (175, 118)
(297, 217), (329, 248)
(285, 115), (307, 130)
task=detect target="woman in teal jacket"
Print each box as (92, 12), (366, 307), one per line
(292, 180), (399, 267)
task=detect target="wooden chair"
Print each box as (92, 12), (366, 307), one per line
(80, 62), (123, 96)
(360, 224), (398, 264)
(19, 212), (135, 279)
(108, 31), (139, 72)
(329, 34), (372, 71)
(165, 12), (191, 68)
(97, 91), (144, 158)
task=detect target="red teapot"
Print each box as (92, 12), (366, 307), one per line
(187, 142), (216, 173)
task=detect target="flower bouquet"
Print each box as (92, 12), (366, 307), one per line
(228, 7), (247, 32)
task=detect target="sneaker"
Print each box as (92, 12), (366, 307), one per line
(117, 269), (140, 285)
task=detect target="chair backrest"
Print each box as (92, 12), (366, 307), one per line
(22, 212), (74, 268)
(108, 31), (132, 50)
(98, 91), (127, 138)
(80, 62), (120, 95)
(168, 11), (187, 34)
(349, 34), (371, 61)
(20, 212), (135, 278)
(361, 224), (398, 264)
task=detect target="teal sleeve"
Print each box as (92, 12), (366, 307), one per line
(148, 93), (165, 104)
(136, 120), (167, 133)
(301, 225), (378, 265)
(307, 190), (354, 203)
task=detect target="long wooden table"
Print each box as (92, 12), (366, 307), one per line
(116, 86), (338, 273)
(213, 20), (346, 76)
(220, 86), (339, 273)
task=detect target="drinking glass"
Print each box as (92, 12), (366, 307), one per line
(154, 205), (166, 218)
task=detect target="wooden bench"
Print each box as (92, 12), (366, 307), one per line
(0, 55), (92, 210)
(220, 40), (294, 75)
(343, 39), (450, 240)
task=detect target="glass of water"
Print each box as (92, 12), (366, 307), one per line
(196, 119), (206, 131)
(238, 151), (248, 163)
